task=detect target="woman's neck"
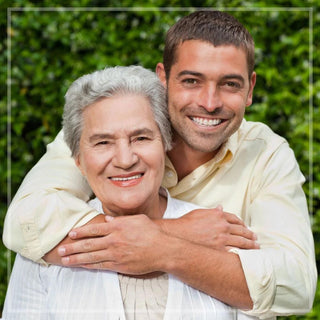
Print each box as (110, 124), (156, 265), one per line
(101, 191), (167, 219)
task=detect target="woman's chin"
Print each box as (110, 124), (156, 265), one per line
(103, 200), (149, 216)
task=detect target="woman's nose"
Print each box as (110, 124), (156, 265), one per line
(112, 142), (138, 169)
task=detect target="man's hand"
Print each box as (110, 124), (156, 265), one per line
(57, 214), (171, 274)
(52, 207), (258, 270)
(43, 214), (106, 265)
(157, 206), (259, 251)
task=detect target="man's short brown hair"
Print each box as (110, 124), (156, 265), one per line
(163, 10), (255, 79)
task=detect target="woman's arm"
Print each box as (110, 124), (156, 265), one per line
(2, 254), (47, 317)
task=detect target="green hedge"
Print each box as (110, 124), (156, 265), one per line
(1, 0), (319, 318)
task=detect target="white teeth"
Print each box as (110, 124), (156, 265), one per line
(110, 174), (143, 181)
(191, 117), (222, 127)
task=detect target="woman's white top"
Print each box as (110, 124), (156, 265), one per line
(118, 273), (169, 319)
(3, 191), (257, 319)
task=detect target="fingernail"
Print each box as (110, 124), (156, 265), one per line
(61, 257), (70, 265)
(58, 247), (66, 256)
(69, 231), (77, 238)
(105, 215), (114, 222)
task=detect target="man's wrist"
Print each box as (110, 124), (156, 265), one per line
(153, 218), (175, 236)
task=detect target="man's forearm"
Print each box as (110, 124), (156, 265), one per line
(158, 234), (253, 309)
(55, 213), (254, 309)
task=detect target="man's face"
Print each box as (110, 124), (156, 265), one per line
(157, 40), (256, 156)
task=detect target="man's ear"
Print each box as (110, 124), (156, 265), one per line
(246, 71), (256, 107)
(156, 63), (167, 87)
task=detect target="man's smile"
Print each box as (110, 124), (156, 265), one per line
(190, 116), (222, 127)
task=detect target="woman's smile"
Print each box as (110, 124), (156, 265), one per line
(108, 172), (144, 187)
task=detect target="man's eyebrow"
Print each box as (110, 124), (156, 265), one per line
(177, 70), (203, 78)
(222, 74), (245, 84)
(177, 71), (245, 84)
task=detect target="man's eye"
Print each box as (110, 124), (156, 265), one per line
(226, 81), (240, 88)
(182, 78), (198, 85)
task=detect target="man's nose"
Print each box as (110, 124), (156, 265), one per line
(112, 142), (138, 169)
(198, 84), (223, 112)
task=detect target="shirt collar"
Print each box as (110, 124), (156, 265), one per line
(163, 120), (245, 188)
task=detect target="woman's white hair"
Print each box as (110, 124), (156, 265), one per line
(63, 65), (172, 157)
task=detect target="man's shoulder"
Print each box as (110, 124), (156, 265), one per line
(227, 120), (291, 166)
(239, 120), (287, 146)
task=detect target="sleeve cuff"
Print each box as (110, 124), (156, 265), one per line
(229, 248), (276, 318)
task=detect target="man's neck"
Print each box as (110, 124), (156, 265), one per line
(168, 141), (218, 181)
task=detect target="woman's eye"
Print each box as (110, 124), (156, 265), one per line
(136, 136), (148, 141)
(96, 141), (108, 145)
(131, 136), (151, 144)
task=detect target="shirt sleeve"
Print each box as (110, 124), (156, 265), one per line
(2, 131), (100, 263)
(231, 143), (317, 318)
(2, 254), (47, 318)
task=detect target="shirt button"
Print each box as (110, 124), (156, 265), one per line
(166, 171), (174, 178)
(23, 225), (31, 233)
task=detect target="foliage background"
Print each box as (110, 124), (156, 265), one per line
(0, 0), (319, 318)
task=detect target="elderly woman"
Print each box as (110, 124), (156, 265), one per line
(3, 66), (249, 319)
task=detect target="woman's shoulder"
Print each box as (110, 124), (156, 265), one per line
(88, 197), (103, 212)
(164, 189), (203, 219)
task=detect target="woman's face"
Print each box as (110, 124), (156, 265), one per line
(76, 94), (166, 217)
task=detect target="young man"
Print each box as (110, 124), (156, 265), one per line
(3, 10), (316, 318)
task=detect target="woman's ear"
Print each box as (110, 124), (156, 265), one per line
(156, 63), (167, 87)
(75, 156), (85, 177)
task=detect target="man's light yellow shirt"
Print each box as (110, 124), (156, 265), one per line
(3, 120), (317, 318)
